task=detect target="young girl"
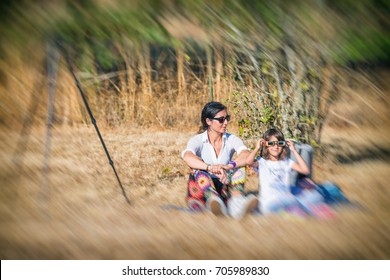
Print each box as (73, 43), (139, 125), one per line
(246, 128), (329, 216)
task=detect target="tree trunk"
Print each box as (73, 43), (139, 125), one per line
(285, 45), (304, 138)
(316, 65), (338, 143)
(271, 57), (288, 130)
(176, 46), (187, 106)
(206, 45), (213, 101)
(215, 48), (222, 101)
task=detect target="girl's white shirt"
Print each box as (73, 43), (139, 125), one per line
(257, 157), (295, 210)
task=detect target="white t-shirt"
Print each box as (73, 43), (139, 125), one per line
(181, 130), (248, 165)
(257, 157), (295, 213)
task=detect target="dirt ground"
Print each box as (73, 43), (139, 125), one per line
(0, 73), (390, 260)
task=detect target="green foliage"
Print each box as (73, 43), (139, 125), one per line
(161, 167), (172, 174)
(2, 0), (388, 66)
(231, 89), (278, 140)
(1, 0), (387, 135)
(335, 29), (390, 64)
(229, 48), (327, 144)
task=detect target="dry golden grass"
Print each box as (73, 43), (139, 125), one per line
(1, 72), (390, 260)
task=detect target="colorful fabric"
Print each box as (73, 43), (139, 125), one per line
(230, 167), (246, 184)
(186, 168), (246, 212)
(228, 167), (246, 193)
(261, 178), (341, 219)
(296, 178), (350, 205)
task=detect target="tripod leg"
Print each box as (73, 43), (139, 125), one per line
(12, 66), (46, 170)
(59, 42), (131, 205)
(39, 41), (60, 207)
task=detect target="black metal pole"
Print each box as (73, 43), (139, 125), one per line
(58, 42), (130, 205)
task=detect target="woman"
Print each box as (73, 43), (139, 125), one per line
(181, 102), (258, 219)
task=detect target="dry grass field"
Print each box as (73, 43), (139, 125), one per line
(0, 71), (389, 260)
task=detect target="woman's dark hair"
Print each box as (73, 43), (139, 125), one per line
(198, 102), (227, 133)
(261, 128), (289, 160)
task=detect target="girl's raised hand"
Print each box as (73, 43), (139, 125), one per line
(286, 139), (297, 151)
(255, 138), (264, 150)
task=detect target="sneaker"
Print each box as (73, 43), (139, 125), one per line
(228, 194), (259, 220)
(207, 195), (228, 216)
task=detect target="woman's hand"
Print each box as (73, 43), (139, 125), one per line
(222, 164), (233, 171)
(208, 164), (224, 174)
(216, 169), (229, 185)
(222, 161), (236, 171)
(208, 164), (229, 184)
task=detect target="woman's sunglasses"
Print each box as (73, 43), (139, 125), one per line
(265, 141), (286, 147)
(210, 115), (231, 123)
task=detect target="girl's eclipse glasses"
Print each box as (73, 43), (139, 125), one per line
(264, 141), (286, 147)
